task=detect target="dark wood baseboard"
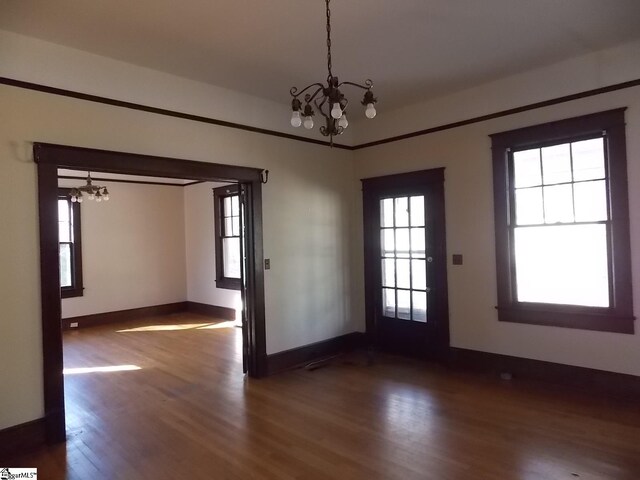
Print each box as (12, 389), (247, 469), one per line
(186, 301), (236, 320)
(449, 347), (640, 399)
(0, 418), (47, 461)
(267, 332), (366, 375)
(62, 302), (188, 329)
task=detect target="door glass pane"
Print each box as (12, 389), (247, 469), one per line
(382, 259), (395, 288)
(412, 291), (427, 323)
(397, 290), (411, 320)
(381, 198), (394, 227)
(394, 197), (409, 227)
(396, 259), (410, 289)
(60, 244), (72, 287)
(543, 184), (574, 223)
(411, 260), (426, 290)
(382, 288), (395, 317)
(514, 224), (609, 307)
(572, 138), (605, 181)
(381, 229), (395, 257)
(515, 187), (543, 225)
(542, 143), (572, 185)
(514, 149), (542, 188)
(410, 196), (425, 226)
(574, 180), (607, 222)
(395, 229), (410, 258)
(223, 237), (241, 278)
(410, 228), (426, 258)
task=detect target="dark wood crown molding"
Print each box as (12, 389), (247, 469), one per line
(3, 76), (640, 152)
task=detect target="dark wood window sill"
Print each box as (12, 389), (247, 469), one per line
(496, 305), (635, 334)
(61, 287), (84, 299)
(216, 278), (241, 291)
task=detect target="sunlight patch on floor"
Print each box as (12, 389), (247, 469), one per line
(63, 365), (142, 375)
(117, 323), (214, 332)
(197, 321), (237, 330)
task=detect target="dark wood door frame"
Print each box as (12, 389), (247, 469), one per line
(35, 142), (267, 443)
(362, 168), (450, 359)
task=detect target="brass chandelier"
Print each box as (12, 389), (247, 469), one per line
(289, 0), (378, 145)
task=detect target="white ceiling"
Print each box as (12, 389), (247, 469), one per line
(2, 1), (640, 110)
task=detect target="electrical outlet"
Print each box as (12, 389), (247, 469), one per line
(265, 259), (271, 270)
(452, 254), (463, 265)
(70, 322), (79, 328)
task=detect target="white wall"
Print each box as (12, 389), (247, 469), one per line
(184, 181), (241, 312)
(353, 84), (640, 378)
(58, 180), (187, 319)
(0, 82), (357, 430)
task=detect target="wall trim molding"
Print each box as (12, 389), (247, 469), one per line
(267, 332), (366, 375)
(449, 347), (640, 399)
(186, 301), (236, 320)
(0, 418), (46, 461)
(0, 77), (351, 150)
(58, 174), (205, 188)
(3, 76), (640, 151)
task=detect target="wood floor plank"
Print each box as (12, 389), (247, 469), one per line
(6, 312), (640, 479)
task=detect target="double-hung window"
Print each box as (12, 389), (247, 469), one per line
(491, 109), (633, 333)
(213, 185), (242, 290)
(58, 188), (84, 298)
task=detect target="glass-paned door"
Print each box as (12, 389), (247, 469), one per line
(380, 195), (429, 322)
(362, 168), (449, 360)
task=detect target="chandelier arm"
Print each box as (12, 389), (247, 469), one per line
(337, 79), (374, 91)
(290, 83), (325, 99)
(314, 96), (330, 119)
(304, 86), (325, 104)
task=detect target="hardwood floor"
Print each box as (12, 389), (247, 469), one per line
(7, 313), (640, 479)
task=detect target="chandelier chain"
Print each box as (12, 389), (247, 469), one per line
(326, 0), (332, 78)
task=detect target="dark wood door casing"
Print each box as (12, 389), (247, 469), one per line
(35, 142), (267, 444)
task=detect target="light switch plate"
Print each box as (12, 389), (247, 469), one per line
(265, 259), (271, 270)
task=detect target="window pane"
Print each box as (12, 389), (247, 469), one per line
(513, 149), (541, 188)
(394, 197), (409, 227)
(396, 259), (410, 289)
(395, 228), (410, 258)
(232, 216), (240, 237)
(59, 221), (71, 243)
(574, 180), (607, 222)
(411, 259), (426, 290)
(382, 288), (396, 317)
(543, 184), (574, 224)
(224, 197), (232, 216)
(222, 237), (241, 278)
(410, 196), (425, 226)
(572, 138), (605, 181)
(60, 244), (72, 288)
(542, 143), (572, 185)
(381, 198), (394, 227)
(397, 290), (411, 320)
(224, 217), (233, 236)
(231, 195), (240, 216)
(515, 187), (543, 225)
(514, 224), (609, 307)
(58, 199), (70, 222)
(412, 291), (427, 323)
(381, 229), (395, 257)
(382, 259), (395, 288)
(410, 228), (426, 258)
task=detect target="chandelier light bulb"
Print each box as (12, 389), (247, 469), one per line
(365, 103), (377, 119)
(77, 196), (83, 203)
(291, 111), (302, 128)
(96, 196), (102, 203)
(71, 196), (77, 203)
(88, 193), (95, 200)
(331, 103), (343, 119)
(303, 116), (314, 129)
(338, 113), (348, 129)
